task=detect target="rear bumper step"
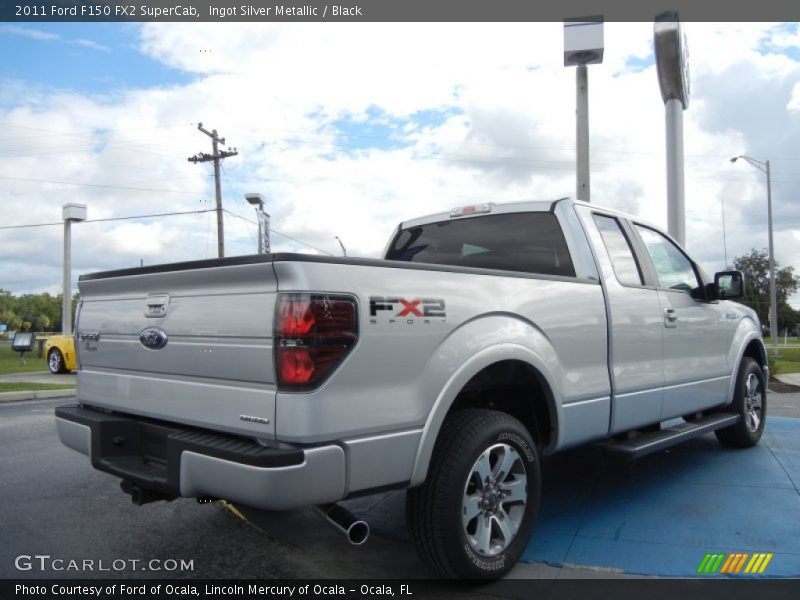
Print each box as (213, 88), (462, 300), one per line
(55, 404), (346, 510)
(603, 413), (739, 459)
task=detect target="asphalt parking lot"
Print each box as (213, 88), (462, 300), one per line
(1, 393), (798, 582)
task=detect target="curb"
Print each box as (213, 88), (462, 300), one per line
(775, 374), (800, 387)
(0, 389), (75, 403)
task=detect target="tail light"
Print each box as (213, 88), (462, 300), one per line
(275, 293), (358, 390)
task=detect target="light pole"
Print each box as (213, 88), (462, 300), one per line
(62, 203), (87, 336)
(721, 197), (728, 268)
(245, 193), (271, 254)
(731, 155), (777, 355)
(564, 17), (604, 202)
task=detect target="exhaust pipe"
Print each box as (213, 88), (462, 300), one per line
(313, 503), (370, 545)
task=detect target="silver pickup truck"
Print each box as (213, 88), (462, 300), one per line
(56, 198), (767, 579)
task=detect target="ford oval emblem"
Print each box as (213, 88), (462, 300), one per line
(140, 327), (168, 350)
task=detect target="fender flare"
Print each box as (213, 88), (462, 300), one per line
(726, 324), (767, 406)
(408, 342), (561, 487)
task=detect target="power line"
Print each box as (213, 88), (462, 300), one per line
(224, 123), (800, 162)
(0, 175), (208, 195)
(0, 209), (216, 230)
(8, 118), (800, 164)
(222, 209), (334, 256)
(221, 163), (258, 248)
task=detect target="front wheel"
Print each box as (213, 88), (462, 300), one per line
(715, 357), (766, 447)
(406, 409), (540, 579)
(48, 349), (67, 374)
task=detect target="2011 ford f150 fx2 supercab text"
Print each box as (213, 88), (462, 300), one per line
(56, 198), (767, 579)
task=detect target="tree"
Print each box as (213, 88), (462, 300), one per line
(732, 248), (800, 331)
(34, 314), (51, 331)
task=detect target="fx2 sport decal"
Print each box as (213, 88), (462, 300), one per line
(369, 296), (446, 325)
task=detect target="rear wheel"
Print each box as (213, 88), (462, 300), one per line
(48, 348), (67, 374)
(715, 357), (766, 447)
(406, 409), (540, 579)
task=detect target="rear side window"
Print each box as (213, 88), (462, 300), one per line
(386, 212), (575, 277)
(593, 214), (643, 286)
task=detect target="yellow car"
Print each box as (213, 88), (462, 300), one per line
(44, 335), (77, 374)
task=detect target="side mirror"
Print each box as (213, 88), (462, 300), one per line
(715, 270), (744, 300)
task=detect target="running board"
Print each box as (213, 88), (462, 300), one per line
(603, 413), (739, 459)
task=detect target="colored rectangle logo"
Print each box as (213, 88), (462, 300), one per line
(698, 552), (773, 575)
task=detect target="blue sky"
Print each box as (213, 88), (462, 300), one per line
(0, 24), (190, 95)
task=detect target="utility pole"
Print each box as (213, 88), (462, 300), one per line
(188, 123), (238, 258)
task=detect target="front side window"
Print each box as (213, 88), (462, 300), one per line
(635, 225), (699, 292)
(386, 212), (575, 277)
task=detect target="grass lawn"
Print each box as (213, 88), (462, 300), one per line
(0, 344), (48, 375)
(0, 383), (74, 392)
(771, 347), (800, 375)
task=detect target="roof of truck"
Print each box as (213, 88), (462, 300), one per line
(399, 197), (638, 230)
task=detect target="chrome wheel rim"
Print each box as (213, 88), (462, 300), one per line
(48, 351), (61, 373)
(744, 373), (763, 433)
(462, 443), (527, 557)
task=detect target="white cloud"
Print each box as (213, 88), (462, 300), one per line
(0, 25), (60, 41)
(2, 22), (800, 309)
(0, 24), (112, 52)
(74, 38), (111, 52)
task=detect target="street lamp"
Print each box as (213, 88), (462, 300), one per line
(245, 193), (271, 254)
(62, 203), (87, 336)
(730, 155), (777, 355)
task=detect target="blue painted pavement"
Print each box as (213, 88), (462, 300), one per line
(522, 417), (800, 576)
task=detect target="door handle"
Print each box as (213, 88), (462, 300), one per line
(664, 308), (678, 328)
(144, 293), (170, 318)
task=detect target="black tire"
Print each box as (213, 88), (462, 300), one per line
(406, 409), (540, 579)
(48, 349), (67, 374)
(715, 357), (766, 447)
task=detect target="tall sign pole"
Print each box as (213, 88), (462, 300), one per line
(654, 12), (690, 246)
(564, 17), (604, 202)
(576, 64), (590, 200)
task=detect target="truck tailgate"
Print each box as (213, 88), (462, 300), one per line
(75, 258), (278, 439)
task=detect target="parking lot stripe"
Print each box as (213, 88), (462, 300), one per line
(221, 500), (247, 522)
